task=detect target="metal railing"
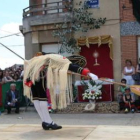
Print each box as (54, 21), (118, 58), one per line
(23, 1), (72, 17)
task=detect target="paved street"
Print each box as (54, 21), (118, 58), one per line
(1, 107), (140, 140)
(1, 108), (140, 140)
(1, 107), (140, 126)
(1, 124), (140, 140)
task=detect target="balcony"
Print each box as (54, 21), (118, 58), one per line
(23, 1), (72, 26)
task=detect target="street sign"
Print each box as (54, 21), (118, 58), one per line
(85, 0), (99, 8)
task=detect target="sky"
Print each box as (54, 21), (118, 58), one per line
(0, 0), (29, 69)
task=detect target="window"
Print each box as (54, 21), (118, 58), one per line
(46, 0), (62, 13)
(42, 44), (72, 56)
(42, 44), (61, 54)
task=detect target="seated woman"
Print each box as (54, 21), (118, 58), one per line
(123, 59), (135, 85)
(117, 79), (127, 110)
(123, 87), (135, 113)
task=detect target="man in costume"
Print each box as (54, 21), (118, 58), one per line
(24, 52), (98, 130)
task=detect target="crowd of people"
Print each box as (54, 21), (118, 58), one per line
(0, 65), (23, 84)
(117, 59), (140, 113)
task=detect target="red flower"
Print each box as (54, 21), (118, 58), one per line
(91, 91), (95, 94)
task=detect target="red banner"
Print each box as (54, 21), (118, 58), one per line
(80, 44), (113, 78)
(80, 44), (114, 101)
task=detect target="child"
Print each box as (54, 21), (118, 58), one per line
(123, 87), (135, 113)
(117, 79), (127, 110)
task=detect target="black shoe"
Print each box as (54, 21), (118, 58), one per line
(42, 122), (62, 130)
(42, 122), (50, 130)
(49, 122), (62, 130)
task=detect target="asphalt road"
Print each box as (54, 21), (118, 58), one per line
(1, 107), (140, 126)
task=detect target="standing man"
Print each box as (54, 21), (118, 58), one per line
(24, 53), (98, 130)
(5, 83), (20, 114)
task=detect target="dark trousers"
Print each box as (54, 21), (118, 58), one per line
(7, 102), (20, 114)
(125, 102), (135, 110)
(135, 100), (140, 110)
(119, 102), (125, 110)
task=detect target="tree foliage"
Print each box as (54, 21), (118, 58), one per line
(52, 0), (106, 54)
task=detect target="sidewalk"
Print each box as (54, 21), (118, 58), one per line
(1, 124), (140, 140)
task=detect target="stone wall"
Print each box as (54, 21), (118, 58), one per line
(56, 102), (119, 114)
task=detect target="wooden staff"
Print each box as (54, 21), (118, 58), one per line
(98, 78), (140, 96)
(99, 78), (126, 86)
(68, 71), (90, 79)
(68, 71), (140, 96)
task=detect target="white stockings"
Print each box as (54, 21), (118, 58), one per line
(33, 100), (53, 124)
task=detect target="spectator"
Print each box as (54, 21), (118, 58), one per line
(117, 78), (127, 110)
(13, 74), (20, 81)
(135, 97), (140, 112)
(135, 58), (140, 84)
(9, 71), (14, 79)
(2, 71), (15, 83)
(15, 71), (20, 76)
(123, 59), (135, 85)
(0, 65), (23, 83)
(0, 70), (4, 84)
(19, 65), (23, 70)
(3, 70), (6, 77)
(11, 73), (15, 80)
(20, 70), (24, 80)
(5, 83), (20, 114)
(123, 87), (135, 113)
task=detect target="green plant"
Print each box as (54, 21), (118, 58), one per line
(81, 80), (102, 100)
(52, 0), (106, 54)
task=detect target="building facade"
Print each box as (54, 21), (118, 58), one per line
(20, 0), (73, 59)
(21, 0), (126, 99)
(120, 0), (140, 68)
